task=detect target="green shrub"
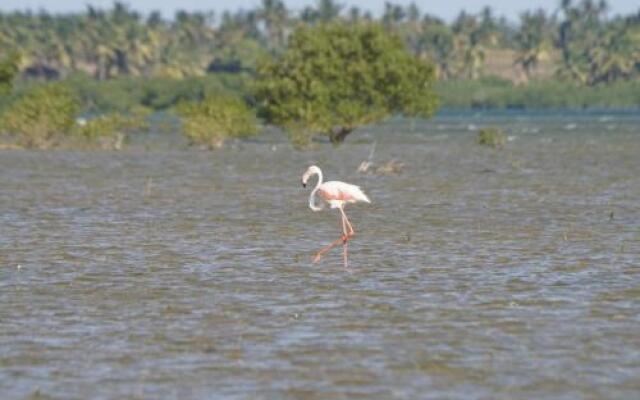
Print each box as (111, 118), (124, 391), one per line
(0, 51), (20, 97)
(254, 22), (438, 146)
(437, 79), (640, 109)
(64, 74), (142, 113)
(63, 73), (251, 113)
(175, 95), (258, 149)
(75, 107), (151, 140)
(477, 127), (507, 149)
(72, 108), (150, 150)
(0, 83), (80, 148)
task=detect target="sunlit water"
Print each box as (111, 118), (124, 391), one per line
(1, 111), (639, 399)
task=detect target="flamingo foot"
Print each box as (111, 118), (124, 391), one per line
(313, 235), (349, 264)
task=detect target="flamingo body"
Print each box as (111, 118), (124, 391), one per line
(301, 165), (370, 268)
(316, 181), (371, 208)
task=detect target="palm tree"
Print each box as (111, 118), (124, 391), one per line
(348, 6), (361, 23)
(316, 0), (343, 22)
(554, 0), (638, 84)
(417, 21), (456, 79)
(299, 0), (342, 24)
(587, 16), (639, 83)
(382, 2), (405, 30)
(258, 0), (288, 51)
(452, 11), (485, 79)
(515, 9), (553, 79)
(0, 0), (636, 85)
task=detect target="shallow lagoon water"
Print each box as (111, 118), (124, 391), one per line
(1, 111), (639, 399)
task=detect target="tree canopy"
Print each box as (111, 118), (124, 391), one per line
(0, 52), (20, 96)
(254, 22), (438, 145)
(0, 1), (638, 85)
(175, 95), (258, 149)
(0, 83), (80, 148)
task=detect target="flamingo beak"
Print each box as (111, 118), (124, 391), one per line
(302, 181), (306, 188)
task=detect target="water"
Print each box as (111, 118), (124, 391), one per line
(1, 111), (639, 399)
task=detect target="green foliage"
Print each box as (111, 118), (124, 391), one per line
(556, 1), (640, 85)
(64, 73), (250, 113)
(63, 74), (143, 113)
(0, 51), (20, 97)
(0, 2), (637, 153)
(0, 2), (638, 89)
(175, 95), (258, 149)
(415, 22), (456, 79)
(75, 106), (151, 140)
(211, 38), (270, 73)
(477, 127), (506, 148)
(0, 83), (80, 148)
(515, 10), (553, 78)
(437, 78), (640, 109)
(254, 22), (439, 145)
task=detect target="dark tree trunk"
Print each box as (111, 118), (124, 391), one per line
(96, 55), (107, 81)
(329, 126), (353, 144)
(115, 50), (129, 75)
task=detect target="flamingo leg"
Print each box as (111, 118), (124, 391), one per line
(312, 211), (347, 263)
(339, 206), (355, 238)
(312, 237), (343, 263)
(341, 210), (348, 268)
(313, 207), (356, 269)
(338, 206), (355, 269)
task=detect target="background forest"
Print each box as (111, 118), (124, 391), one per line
(0, 0), (639, 148)
(2, 0), (639, 84)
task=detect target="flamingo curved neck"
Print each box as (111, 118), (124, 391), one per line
(308, 169), (324, 211)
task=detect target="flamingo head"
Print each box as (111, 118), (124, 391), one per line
(301, 165), (322, 188)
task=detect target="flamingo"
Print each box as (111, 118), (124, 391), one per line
(301, 165), (371, 268)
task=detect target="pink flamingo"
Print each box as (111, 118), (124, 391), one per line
(301, 165), (371, 268)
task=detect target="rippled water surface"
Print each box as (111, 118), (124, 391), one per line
(1, 111), (639, 399)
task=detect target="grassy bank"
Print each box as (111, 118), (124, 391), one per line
(10, 74), (640, 115)
(2, 73), (640, 150)
(0, 74), (255, 149)
(436, 77), (640, 109)
(9, 73), (251, 113)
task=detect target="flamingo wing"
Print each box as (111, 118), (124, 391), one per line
(318, 181), (371, 204)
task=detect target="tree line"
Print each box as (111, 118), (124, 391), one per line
(0, 21), (438, 149)
(1, 0), (638, 85)
(1, 0), (639, 150)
